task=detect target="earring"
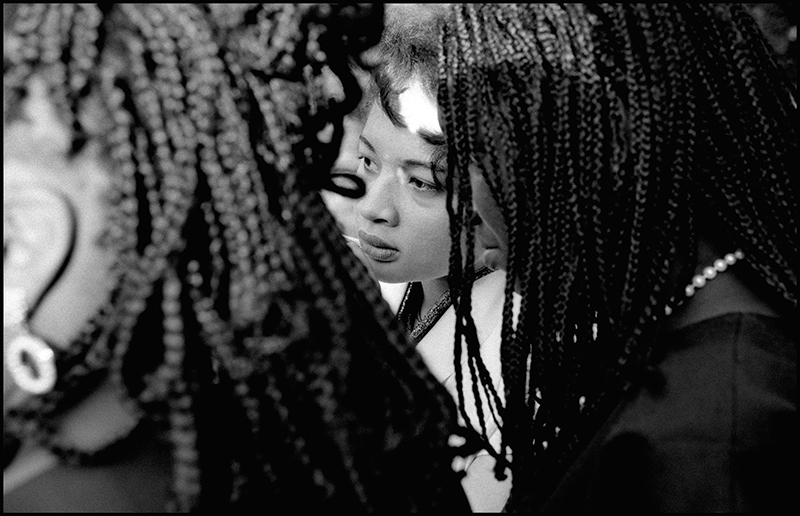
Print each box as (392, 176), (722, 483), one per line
(4, 288), (57, 395)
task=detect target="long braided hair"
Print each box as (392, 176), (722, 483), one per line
(439, 4), (797, 511)
(4, 4), (464, 511)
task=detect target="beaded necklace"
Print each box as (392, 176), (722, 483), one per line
(664, 249), (745, 316)
(398, 266), (493, 344)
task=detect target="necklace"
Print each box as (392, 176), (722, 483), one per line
(398, 267), (493, 343)
(398, 284), (451, 343)
(664, 249), (744, 316)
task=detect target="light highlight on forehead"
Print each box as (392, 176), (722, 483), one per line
(397, 76), (442, 136)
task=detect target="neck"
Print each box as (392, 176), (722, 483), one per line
(53, 379), (140, 452)
(664, 237), (780, 331)
(416, 263), (490, 322)
(5, 378), (137, 450)
(664, 269), (778, 331)
(418, 276), (450, 322)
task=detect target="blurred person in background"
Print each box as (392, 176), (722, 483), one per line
(4, 4), (469, 511)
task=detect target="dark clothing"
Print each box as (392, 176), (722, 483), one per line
(543, 313), (798, 513)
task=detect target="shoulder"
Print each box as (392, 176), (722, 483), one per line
(547, 313), (798, 512)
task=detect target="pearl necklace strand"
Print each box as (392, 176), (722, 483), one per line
(665, 249), (745, 316)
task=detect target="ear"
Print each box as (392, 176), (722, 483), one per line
(4, 186), (76, 310)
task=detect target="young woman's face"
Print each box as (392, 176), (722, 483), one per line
(354, 97), (451, 284)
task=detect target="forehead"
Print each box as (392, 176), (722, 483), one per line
(361, 100), (440, 161)
(395, 75), (442, 135)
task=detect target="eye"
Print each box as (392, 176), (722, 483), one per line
(408, 176), (440, 193)
(359, 155), (377, 173)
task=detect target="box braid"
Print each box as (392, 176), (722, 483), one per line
(439, 3), (797, 511)
(4, 3), (465, 512)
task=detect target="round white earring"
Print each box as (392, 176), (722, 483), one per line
(5, 332), (57, 395)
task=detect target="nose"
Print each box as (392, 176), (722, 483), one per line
(356, 168), (399, 226)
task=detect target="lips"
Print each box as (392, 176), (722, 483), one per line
(357, 230), (399, 262)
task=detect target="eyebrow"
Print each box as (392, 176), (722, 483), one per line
(359, 134), (446, 175)
(359, 135), (376, 153)
(418, 128), (446, 147)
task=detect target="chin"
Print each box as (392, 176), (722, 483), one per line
(367, 264), (403, 284)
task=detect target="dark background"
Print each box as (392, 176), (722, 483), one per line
(744, 3), (797, 86)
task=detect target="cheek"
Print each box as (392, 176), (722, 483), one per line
(407, 205), (451, 277)
(470, 171), (508, 251)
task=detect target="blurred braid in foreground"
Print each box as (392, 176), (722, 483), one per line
(439, 3), (797, 511)
(4, 3), (467, 511)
